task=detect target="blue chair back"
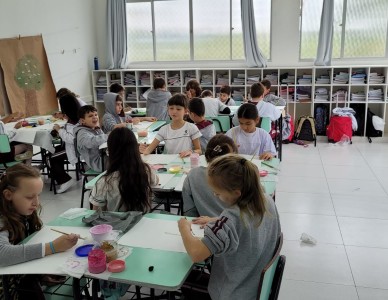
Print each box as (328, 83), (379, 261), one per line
(257, 233), (286, 300)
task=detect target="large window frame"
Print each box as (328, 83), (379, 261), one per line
(126, 0), (272, 63)
(299, 0), (388, 61)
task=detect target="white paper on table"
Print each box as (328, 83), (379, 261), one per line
(118, 217), (204, 253)
(12, 129), (37, 144)
(153, 173), (175, 189)
(141, 154), (178, 165)
(0, 226), (92, 275)
(174, 174), (187, 192)
(133, 121), (153, 131)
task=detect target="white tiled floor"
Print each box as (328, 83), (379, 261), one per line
(38, 141), (388, 299)
(277, 142), (388, 300)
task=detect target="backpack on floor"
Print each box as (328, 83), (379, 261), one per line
(326, 116), (353, 143)
(351, 104), (365, 136)
(314, 104), (329, 135)
(366, 108), (382, 143)
(294, 116), (317, 146)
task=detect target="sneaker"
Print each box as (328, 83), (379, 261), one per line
(14, 151), (33, 161)
(56, 179), (76, 194)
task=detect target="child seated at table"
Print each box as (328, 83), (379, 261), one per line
(186, 79), (202, 100)
(232, 83), (281, 126)
(0, 164), (79, 298)
(102, 92), (156, 133)
(218, 85), (236, 106)
(182, 134), (237, 217)
(261, 79), (286, 106)
(226, 103), (276, 161)
(0, 112), (33, 165)
(50, 94), (80, 193)
(110, 83), (132, 112)
(74, 105), (108, 172)
(146, 77), (172, 121)
(140, 94), (202, 157)
(90, 127), (158, 212)
(178, 154), (281, 300)
(201, 90), (231, 117)
(188, 98), (216, 151)
(53, 88), (86, 119)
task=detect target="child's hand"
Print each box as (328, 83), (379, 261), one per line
(52, 112), (64, 119)
(52, 234), (79, 252)
(14, 121), (22, 129)
(132, 117), (140, 125)
(178, 218), (192, 233)
(53, 124), (61, 132)
(192, 216), (211, 229)
(145, 117), (157, 122)
(259, 152), (273, 161)
(139, 143), (148, 154)
(179, 150), (192, 158)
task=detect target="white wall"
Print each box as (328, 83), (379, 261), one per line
(0, 0), (98, 105)
(94, 0), (388, 69)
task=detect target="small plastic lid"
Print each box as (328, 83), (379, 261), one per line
(75, 244), (94, 257)
(108, 260), (126, 273)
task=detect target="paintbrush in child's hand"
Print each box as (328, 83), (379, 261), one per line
(50, 228), (86, 240)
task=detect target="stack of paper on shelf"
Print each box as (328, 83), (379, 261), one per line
(200, 74), (213, 85)
(333, 72), (349, 84)
(124, 73), (136, 85)
(351, 91), (366, 101)
(368, 88), (383, 101)
(315, 88), (329, 102)
(246, 74), (261, 84)
(298, 74), (312, 85)
(263, 73), (278, 85)
(316, 75), (330, 84)
(369, 73), (385, 84)
(216, 73), (229, 86)
(332, 89), (347, 102)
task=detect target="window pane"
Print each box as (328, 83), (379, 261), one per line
(126, 2), (153, 62)
(154, 0), (190, 61)
(254, 0), (271, 59)
(300, 0), (323, 59)
(231, 0), (244, 60)
(344, 0), (388, 57)
(193, 0), (230, 60)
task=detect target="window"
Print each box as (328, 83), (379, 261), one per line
(126, 0), (271, 62)
(300, 0), (388, 60)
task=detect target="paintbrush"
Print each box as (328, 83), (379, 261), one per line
(50, 228), (86, 240)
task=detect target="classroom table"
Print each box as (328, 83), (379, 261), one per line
(4, 115), (66, 153)
(0, 212), (195, 299)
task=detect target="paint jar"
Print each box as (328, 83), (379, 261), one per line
(99, 240), (118, 263)
(190, 153), (199, 168)
(88, 249), (106, 274)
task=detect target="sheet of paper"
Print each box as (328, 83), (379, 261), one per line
(0, 226), (92, 275)
(153, 173), (176, 189)
(118, 217), (204, 253)
(141, 154), (178, 165)
(133, 121), (154, 131)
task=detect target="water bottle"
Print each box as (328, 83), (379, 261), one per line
(94, 57), (99, 70)
(190, 153), (199, 169)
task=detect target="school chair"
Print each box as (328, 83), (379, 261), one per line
(73, 138), (101, 208)
(207, 115), (231, 133)
(0, 134), (22, 170)
(260, 117), (272, 133)
(257, 233), (286, 300)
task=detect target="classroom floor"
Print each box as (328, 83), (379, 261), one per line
(38, 141), (388, 300)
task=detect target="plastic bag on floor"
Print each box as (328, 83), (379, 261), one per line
(335, 134), (351, 146)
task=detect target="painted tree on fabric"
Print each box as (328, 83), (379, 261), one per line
(14, 54), (43, 117)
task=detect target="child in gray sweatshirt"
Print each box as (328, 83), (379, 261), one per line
(146, 77), (172, 121)
(178, 154), (281, 300)
(182, 134), (237, 217)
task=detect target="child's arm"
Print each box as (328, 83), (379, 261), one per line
(179, 138), (201, 157)
(139, 139), (160, 155)
(259, 129), (277, 160)
(44, 234), (79, 255)
(192, 216), (218, 228)
(178, 218), (211, 263)
(78, 130), (108, 149)
(139, 117), (157, 122)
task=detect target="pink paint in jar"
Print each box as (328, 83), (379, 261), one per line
(88, 249), (106, 274)
(190, 153), (199, 168)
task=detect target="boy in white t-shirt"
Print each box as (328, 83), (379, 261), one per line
(201, 90), (231, 117)
(140, 94), (202, 157)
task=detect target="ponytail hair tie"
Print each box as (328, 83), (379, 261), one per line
(212, 145), (222, 153)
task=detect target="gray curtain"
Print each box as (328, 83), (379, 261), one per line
(107, 0), (128, 69)
(314, 0), (334, 66)
(241, 0), (267, 67)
